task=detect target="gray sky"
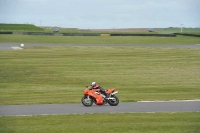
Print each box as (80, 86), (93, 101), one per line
(0, 0), (200, 29)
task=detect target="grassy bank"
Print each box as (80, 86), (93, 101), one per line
(156, 28), (200, 34)
(0, 47), (199, 105)
(0, 24), (44, 32)
(0, 34), (200, 44)
(1, 24), (199, 34)
(1, 112), (199, 133)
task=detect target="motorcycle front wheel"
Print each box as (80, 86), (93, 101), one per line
(108, 95), (119, 106)
(81, 96), (93, 107)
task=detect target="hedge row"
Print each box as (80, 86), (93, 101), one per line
(174, 33), (200, 37)
(63, 33), (176, 37)
(110, 34), (176, 37)
(0, 32), (12, 34)
(22, 32), (54, 35)
(5, 32), (200, 37)
(63, 33), (100, 36)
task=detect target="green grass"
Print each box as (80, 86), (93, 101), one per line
(0, 24), (44, 32)
(1, 24), (200, 34)
(0, 46), (199, 105)
(0, 112), (199, 133)
(44, 28), (157, 34)
(1, 24), (199, 133)
(44, 28), (93, 34)
(43, 27), (200, 34)
(0, 34), (200, 44)
(0, 27), (199, 133)
(156, 28), (200, 34)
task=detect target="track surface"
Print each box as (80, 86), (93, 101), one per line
(0, 43), (199, 116)
(0, 101), (199, 116)
(0, 43), (200, 50)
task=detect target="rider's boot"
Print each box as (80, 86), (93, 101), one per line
(103, 92), (109, 99)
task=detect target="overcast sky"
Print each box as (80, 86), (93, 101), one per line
(0, 0), (200, 29)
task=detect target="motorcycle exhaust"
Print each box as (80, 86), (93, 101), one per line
(105, 91), (118, 100)
(111, 91), (118, 95)
(107, 97), (115, 100)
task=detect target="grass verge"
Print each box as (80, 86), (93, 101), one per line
(0, 47), (199, 105)
(0, 34), (200, 44)
(0, 112), (199, 133)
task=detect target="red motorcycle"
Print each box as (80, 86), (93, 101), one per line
(81, 86), (119, 107)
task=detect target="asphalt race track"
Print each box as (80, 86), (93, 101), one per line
(0, 43), (200, 50)
(0, 43), (199, 116)
(0, 101), (199, 116)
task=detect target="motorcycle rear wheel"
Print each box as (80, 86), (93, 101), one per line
(108, 95), (119, 106)
(81, 96), (93, 107)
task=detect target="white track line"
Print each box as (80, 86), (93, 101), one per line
(11, 47), (23, 50)
(138, 99), (200, 102)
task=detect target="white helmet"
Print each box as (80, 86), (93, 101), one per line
(91, 82), (96, 87)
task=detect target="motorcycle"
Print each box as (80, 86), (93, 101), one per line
(81, 86), (119, 107)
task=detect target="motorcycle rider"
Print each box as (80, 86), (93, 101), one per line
(89, 82), (109, 98)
